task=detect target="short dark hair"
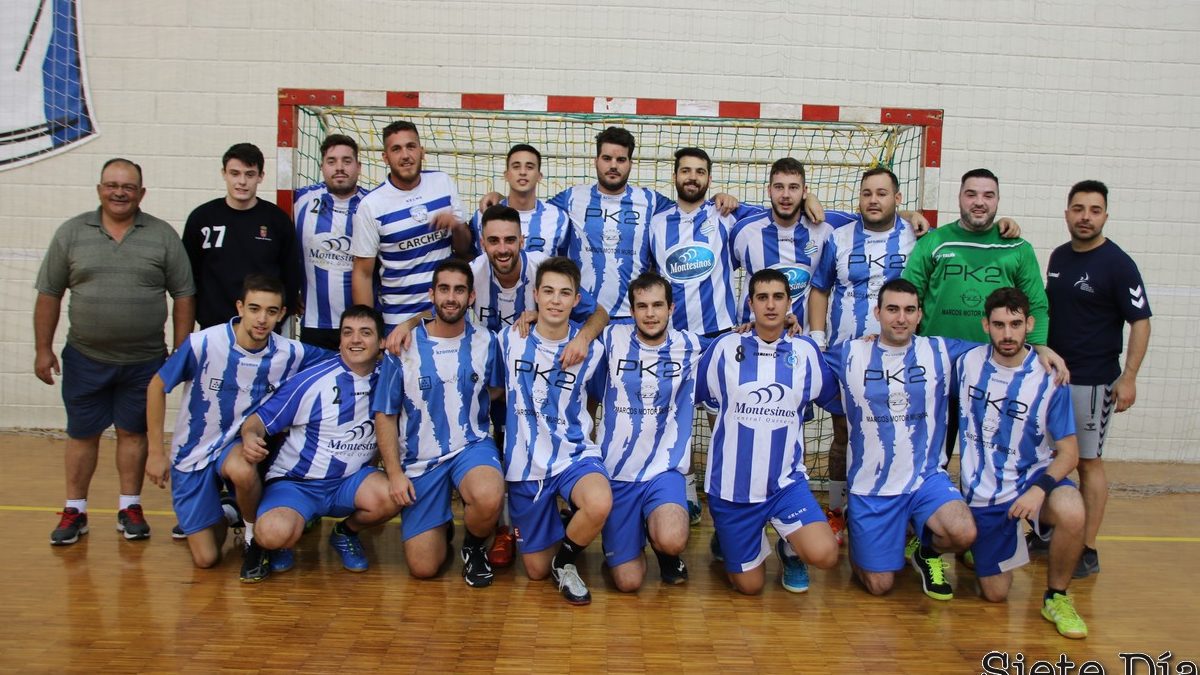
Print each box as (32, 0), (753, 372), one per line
(320, 134), (359, 159)
(961, 168), (999, 187)
(628, 271), (673, 308)
(674, 147), (711, 172)
(100, 157), (143, 184)
(595, 126), (635, 157)
(747, 268), (790, 298)
(481, 204), (521, 232)
(432, 257), (474, 290)
(239, 274), (285, 303)
(339, 304), (384, 338)
(222, 143), (265, 172)
(769, 157), (806, 183)
(1068, 179), (1108, 209)
(507, 143), (542, 169)
(381, 120), (419, 145)
(861, 167), (899, 192)
(984, 286), (1031, 320)
(876, 278), (920, 309)
(534, 256), (581, 293)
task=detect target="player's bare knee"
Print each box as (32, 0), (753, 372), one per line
(653, 534), (687, 557)
(981, 585), (1009, 603)
(577, 489), (612, 522)
(806, 539), (839, 569)
(407, 554), (443, 579)
(613, 569), (644, 593)
(524, 557), (551, 581)
(860, 572), (894, 596)
(190, 546), (220, 569)
(730, 575), (764, 595)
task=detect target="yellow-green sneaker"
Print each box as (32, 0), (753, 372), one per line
(1042, 593), (1088, 639)
(910, 545), (953, 601)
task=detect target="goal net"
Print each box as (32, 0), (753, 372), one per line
(278, 90), (944, 488)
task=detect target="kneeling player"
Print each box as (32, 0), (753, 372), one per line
(499, 257), (612, 605)
(374, 259), (506, 587)
(696, 269), (839, 595)
(596, 273), (702, 591)
(243, 305), (399, 576)
(958, 287), (1089, 639)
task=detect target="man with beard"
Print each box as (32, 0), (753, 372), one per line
(467, 144), (571, 257)
(373, 259), (506, 588)
(293, 134), (370, 349)
(594, 272), (703, 591)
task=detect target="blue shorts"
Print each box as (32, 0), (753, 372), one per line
(707, 479), (827, 574)
(848, 472), (964, 573)
(61, 343), (163, 438)
(401, 439), (502, 541)
(969, 475), (1076, 577)
(509, 456), (609, 554)
(258, 466), (380, 522)
(602, 471), (687, 566)
(171, 442), (237, 536)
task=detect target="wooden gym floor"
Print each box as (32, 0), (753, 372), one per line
(1, 431), (1197, 673)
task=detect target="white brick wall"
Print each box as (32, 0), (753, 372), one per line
(1, 0), (1196, 460)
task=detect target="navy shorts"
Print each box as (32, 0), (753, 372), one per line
(61, 343), (163, 438)
(602, 471), (687, 566)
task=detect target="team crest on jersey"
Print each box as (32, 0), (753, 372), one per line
(602, 228), (621, 244)
(785, 351), (798, 368)
(771, 265), (811, 300)
(663, 244), (716, 282)
(803, 242), (819, 257)
(258, 226), (270, 240)
(411, 205), (429, 224)
(419, 376), (432, 390)
(888, 392), (909, 412)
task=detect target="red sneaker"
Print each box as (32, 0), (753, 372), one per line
(487, 525), (515, 568)
(826, 508), (846, 545)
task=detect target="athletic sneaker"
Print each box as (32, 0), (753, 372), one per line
(776, 538), (809, 593)
(329, 527), (369, 572)
(461, 545), (495, 588)
(487, 525), (515, 568)
(304, 516), (320, 533)
(270, 548), (295, 573)
(910, 546), (953, 600)
(220, 495), (244, 529)
(240, 539), (271, 583)
(551, 563), (591, 605)
(1073, 548), (1100, 579)
(1042, 593), (1088, 639)
(826, 508), (846, 546)
(659, 555), (689, 585)
(709, 533), (724, 563)
(50, 508), (89, 546)
(171, 524), (186, 540)
(687, 500), (702, 526)
(116, 504), (151, 540)
(904, 535), (919, 560)
(1026, 528), (1050, 554)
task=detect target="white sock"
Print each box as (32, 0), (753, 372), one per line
(500, 498), (511, 528)
(118, 494), (140, 511)
(684, 473), (698, 503)
(828, 480), (847, 512)
(66, 498), (87, 513)
(244, 521), (255, 544)
(780, 538), (799, 559)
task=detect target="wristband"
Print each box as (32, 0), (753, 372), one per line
(1034, 472), (1059, 495)
(809, 330), (828, 350)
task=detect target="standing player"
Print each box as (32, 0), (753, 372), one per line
(293, 134), (369, 350)
(1045, 180), (1151, 578)
(595, 272), (703, 590)
(374, 259), (506, 587)
(958, 287), (1089, 639)
(823, 279), (976, 599)
(145, 275), (333, 578)
(730, 158), (833, 330)
(350, 121), (472, 338)
(184, 143), (301, 329)
(36, 158), (195, 545)
(498, 257), (612, 605)
(696, 268), (839, 595)
(467, 144), (571, 257)
(243, 306), (399, 576)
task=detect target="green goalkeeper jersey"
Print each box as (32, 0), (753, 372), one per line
(901, 221), (1049, 344)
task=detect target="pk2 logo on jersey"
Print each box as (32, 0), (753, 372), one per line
(616, 359), (683, 379)
(663, 244), (716, 282)
(967, 385), (1029, 421)
(515, 359), (576, 389)
(849, 252), (906, 271)
(864, 365), (927, 386)
(585, 207), (640, 226)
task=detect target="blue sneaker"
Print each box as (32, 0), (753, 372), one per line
(329, 526), (369, 572)
(776, 538), (809, 593)
(709, 532), (724, 563)
(270, 548), (294, 573)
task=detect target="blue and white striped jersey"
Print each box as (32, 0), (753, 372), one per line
(696, 331), (836, 503)
(157, 321), (334, 472)
(497, 322), (605, 482)
(467, 198), (571, 257)
(595, 324), (703, 482)
(549, 184), (674, 318)
(811, 211), (916, 345)
(258, 358), (380, 481)
(349, 171), (465, 327)
(729, 211), (834, 327)
(824, 336), (971, 496)
(649, 201), (749, 335)
(468, 251), (599, 333)
(957, 345), (1076, 507)
(372, 321), (499, 478)
(293, 183), (369, 330)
